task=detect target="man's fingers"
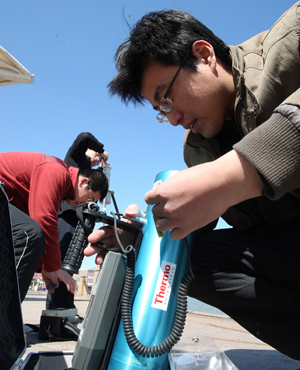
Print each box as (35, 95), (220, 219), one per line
(46, 282), (59, 293)
(50, 275), (59, 286)
(84, 244), (106, 265)
(65, 276), (76, 294)
(88, 227), (114, 244)
(47, 286), (56, 294)
(154, 217), (172, 232)
(95, 253), (106, 265)
(84, 244), (103, 256)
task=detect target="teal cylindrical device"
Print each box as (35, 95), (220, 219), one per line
(107, 170), (194, 370)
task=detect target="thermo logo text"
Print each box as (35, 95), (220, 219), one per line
(151, 260), (177, 311)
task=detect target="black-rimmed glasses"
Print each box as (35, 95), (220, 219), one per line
(156, 50), (191, 123)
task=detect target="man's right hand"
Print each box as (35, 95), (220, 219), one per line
(54, 269), (76, 293)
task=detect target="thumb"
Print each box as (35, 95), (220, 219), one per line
(124, 204), (141, 218)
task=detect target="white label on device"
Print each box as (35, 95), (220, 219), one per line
(151, 260), (176, 311)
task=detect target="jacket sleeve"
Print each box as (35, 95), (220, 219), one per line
(28, 162), (72, 272)
(233, 104), (300, 200)
(65, 132), (104, 163)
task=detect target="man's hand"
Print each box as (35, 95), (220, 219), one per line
(54, 269), (76, 293)
(41, 268), (59, 293)
(84, 204), (142, 264)
(100, 151), (110, 167)
(145, 149), (264, 240)
(84, 226), (118, 265)
(100, 151), (109, 161)
(41, 268), (76, 294)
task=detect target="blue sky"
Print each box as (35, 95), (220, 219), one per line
(1, 1), (296, 269)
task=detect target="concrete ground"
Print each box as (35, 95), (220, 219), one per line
(21, 290), (300, 370)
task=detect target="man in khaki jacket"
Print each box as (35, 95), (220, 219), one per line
(87, 2), (300, 360)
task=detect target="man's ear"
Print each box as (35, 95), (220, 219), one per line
(192, 40), (216, 68)
(78, 176), (90, 187)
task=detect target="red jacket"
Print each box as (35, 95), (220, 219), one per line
(0, 152), (79, 272)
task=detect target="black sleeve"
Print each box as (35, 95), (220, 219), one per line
(64, 132), (104, 167)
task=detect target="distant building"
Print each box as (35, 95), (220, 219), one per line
(85, 269), (95, 287)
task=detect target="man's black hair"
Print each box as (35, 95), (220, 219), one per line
(79, 168), (108, 201)
(108, 9), (231, 105)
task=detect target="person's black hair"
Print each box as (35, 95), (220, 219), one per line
(79, 168), (108, 201)
(108, 9), (231, 105)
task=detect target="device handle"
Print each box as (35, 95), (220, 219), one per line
(61, 203), (99, 275)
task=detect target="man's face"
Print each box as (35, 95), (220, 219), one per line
(67, 177), (101, 206)
(141, 46), (234, 138)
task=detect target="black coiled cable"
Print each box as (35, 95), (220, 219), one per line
(111, 211), (195, 358)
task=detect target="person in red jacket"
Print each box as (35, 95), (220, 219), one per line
(0, 151), (108, 302)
